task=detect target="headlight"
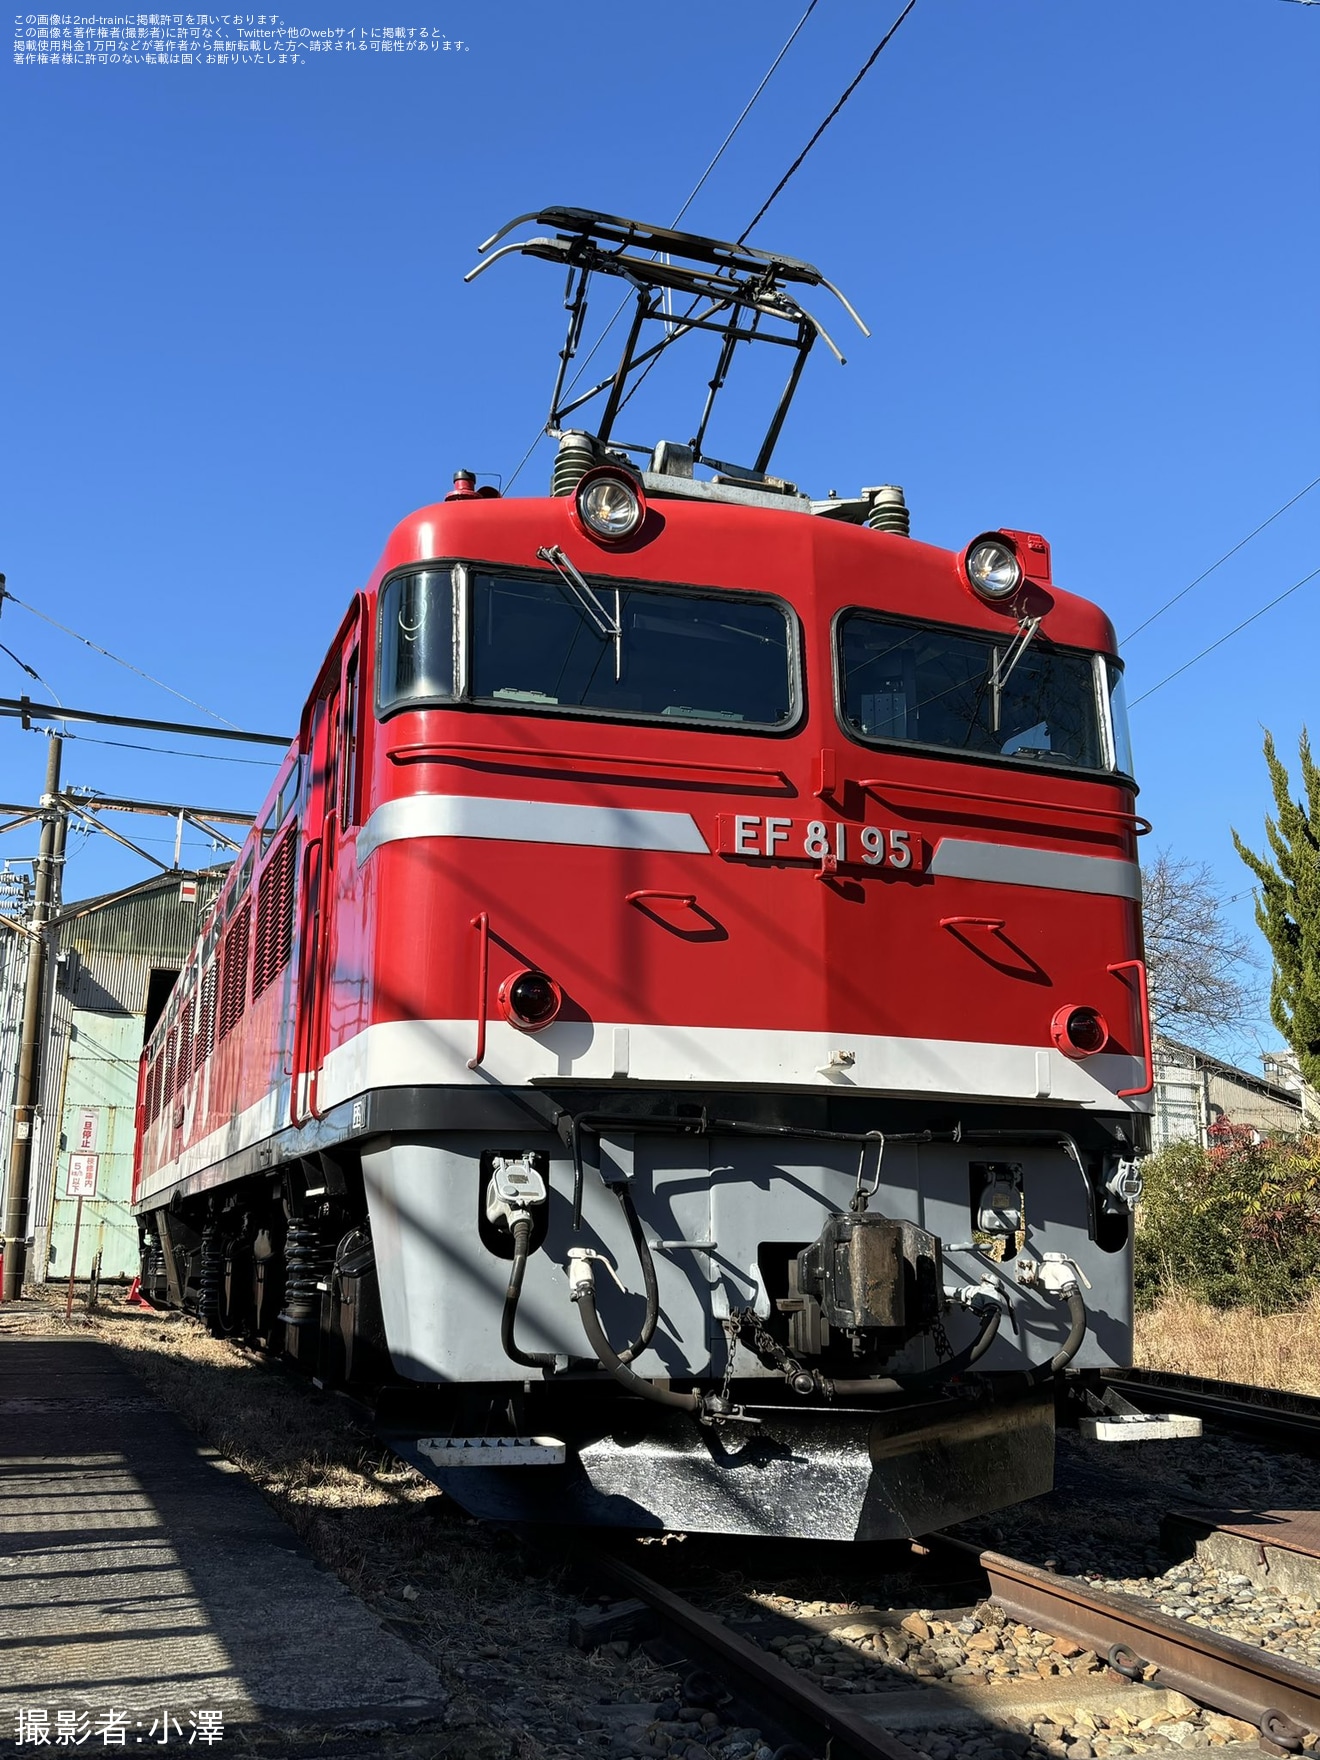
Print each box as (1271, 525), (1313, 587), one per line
(575, 468), (644, 542)
(498, 969), (563, 1032)
(964, 535), (1023, 601)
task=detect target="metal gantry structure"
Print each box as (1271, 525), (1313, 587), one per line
(0, 701), (288, 1298)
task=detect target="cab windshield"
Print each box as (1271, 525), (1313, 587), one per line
(377, 565), (797, 731)
(837, 611), (1124, 774)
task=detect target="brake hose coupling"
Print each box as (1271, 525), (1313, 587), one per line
(943, 1273), (1009, 1313)
(565, 1245), (628, 1301)
(1016, 1252), (1091, 1296)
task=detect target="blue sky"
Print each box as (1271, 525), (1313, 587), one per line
(2, 0), (1317, 1061)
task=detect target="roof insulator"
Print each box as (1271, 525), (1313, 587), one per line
(864, 484), (910, 537)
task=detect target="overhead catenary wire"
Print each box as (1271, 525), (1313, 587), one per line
(26, 724), (280, 768)
(1128, 561), (1320, 707)
(502, 0), (824, 493)
(1122, 472), (1320, 643)
(737, 0), (919, 245)
(0, 584), (242, 730)
(0, 641), (61, 705)
(610, 0), (918, 426)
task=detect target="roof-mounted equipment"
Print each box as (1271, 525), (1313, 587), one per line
(466, 206), (868, 480)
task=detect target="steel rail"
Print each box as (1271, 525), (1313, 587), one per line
(586, 1551), (921, 1760)
(935, 1538), (1317, 1751)
(1105, 1370), (1320, 1454)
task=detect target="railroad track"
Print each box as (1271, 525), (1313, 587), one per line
(567, 1535), (1320, 1759)
(934, 1536), (1317, 1754)
(1104, 1370), (1320, 1455)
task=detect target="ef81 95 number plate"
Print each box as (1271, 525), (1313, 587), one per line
(716, 814), (922, 870)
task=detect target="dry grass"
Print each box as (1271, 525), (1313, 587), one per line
(1136, 1289), (1320, 1395)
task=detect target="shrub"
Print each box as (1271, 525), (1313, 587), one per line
(1135, 1123), (1320, 1313)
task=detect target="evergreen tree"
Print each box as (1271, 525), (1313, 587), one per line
(1233, 730), (1320, 1086)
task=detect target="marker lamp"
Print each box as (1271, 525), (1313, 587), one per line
(498, 969), (563, 1032)
(1051, 1005), (1109, 1059)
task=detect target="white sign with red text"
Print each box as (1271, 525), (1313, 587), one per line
(67, 1154), (99, 1198)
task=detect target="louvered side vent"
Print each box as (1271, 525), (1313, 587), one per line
(197, 962), (218, 1066)
(272, 830), (297, 981)
(219, 903), (251, 1041)
(176, 1007), (193, 1093)
(253, 830), (296, 1000)
(147, 1055), (161, 1124)
(163, 1029), (177, 1106)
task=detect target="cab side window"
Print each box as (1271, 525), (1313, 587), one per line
(341, 649), (361, 828)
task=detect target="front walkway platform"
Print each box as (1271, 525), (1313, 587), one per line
(0, 1317), (449, 1749)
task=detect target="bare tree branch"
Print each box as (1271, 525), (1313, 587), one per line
(1141, 847), (1259, 1037)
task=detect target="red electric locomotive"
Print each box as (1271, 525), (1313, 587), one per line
(133, 212), (1152, 1540)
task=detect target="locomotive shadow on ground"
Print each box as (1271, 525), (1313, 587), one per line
(0, 1333), (449, 1737)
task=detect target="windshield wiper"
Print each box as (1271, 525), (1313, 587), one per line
(990, 614), (1043, 734)
(535, 544), (622, 680)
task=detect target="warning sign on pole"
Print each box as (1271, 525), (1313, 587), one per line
(67, 1154), (99, 1197)
(74, 1108), (100, 1154)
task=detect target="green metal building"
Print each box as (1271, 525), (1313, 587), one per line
(0, 869), (224, 1284)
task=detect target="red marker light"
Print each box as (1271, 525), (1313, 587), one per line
(498, 970), (563, 1032)
(1051, 1005), (1109, 1059)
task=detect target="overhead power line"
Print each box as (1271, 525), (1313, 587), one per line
(673, 0), (822, 233)
(28, 724), (280, 767)
(738, 0), (919, 245)
(0, 641), (51, 695)
(1122, 472), (1320, 644)
(608, 0), (918, 429)
(1129, 560), (1320, 707)
(0, 581), (242, 730)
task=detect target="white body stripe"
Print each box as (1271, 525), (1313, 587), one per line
(356, 793), (1136, 901)
(136, 1019), (1149, 1202)
(357, 793), (710, 864)
(929, 839), (1140, 900)
(318, 1019), (1145, 1111)
(136, 1083), (284, 1205)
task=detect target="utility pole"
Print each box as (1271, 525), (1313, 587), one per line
(2, 733), (64, 1301)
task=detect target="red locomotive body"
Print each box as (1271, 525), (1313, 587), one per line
(132, 214), (1152, 1540)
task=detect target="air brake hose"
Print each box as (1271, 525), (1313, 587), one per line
(1028, 1283), (1088, 1383)
(500, 1189), (658, 1374)
(614, 1182), (660, 1365)
(822, 1300), (1002, 1399)
(501, 1216), (559, 1371)
(572, 1283), (703, 1413)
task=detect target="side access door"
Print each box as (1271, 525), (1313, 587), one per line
(291, 603), (364, 1125)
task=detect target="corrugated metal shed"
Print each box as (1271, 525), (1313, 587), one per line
(1, 868), (225, 1283)
(0, 923), (28, 1169)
